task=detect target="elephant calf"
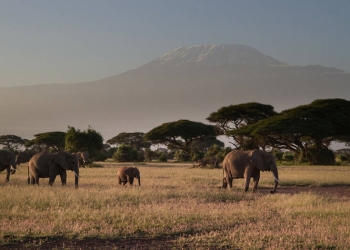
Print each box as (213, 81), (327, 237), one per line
(117, 166), (140, 186)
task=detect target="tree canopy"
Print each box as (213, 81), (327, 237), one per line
(207, 102), (277, 149)
(144, 119), (218, 153)
(25, 132), (66, 152)
(65, 126), (104, 160)
(0, 135), (27, 151)
(232, 98), (350, 164)
(106, 132), (151, 150)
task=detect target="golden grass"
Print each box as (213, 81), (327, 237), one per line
(1, 163), (350, 249)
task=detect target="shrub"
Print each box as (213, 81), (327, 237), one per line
(308, 147), (335, 165)
(113, 144), (139, 162)
(174, 150), (191, 162)
(158, 153), (168, 162)
(283, 154), (294, 162)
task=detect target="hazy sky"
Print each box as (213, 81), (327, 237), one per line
(1, 0), (349, 87)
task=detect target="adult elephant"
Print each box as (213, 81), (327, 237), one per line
(75, 151), (89, 168)
(222, 149), (280, 193)
(16, 151), (34, 166)
(0, 150), (17, 182)
(117, 166), (140, 186)
(28, 151), (80, 188)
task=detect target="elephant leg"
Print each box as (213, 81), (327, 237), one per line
(35, 177), (40, 186)
(49, 175), (57, 186)
(222, 178), (227, 188)
(244, 176), (251, 192)
(252, 172), (260, 192)
(5, 168), (10, 182)
(60, 171), (67, 186)
(129, 177), (134, 185)
(118, 177), (122, 185)
(227, 177), (233, 188)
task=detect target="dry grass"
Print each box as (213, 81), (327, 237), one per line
(1, 162), (350, 249)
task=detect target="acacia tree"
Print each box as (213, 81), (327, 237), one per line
(207, 102), (277, 149)
(232, 98), (350, 164)
(144, 119), (217, 153)
(106, 132), (151, 150)
(65, 126), (104, 160)
(25, 132), (66, 152)
(0, 135), (27, 151)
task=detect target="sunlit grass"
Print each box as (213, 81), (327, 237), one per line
(1, 163), (350, 248)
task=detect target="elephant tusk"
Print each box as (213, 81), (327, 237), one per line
(74, 171), (80, 178)
(271, 172), (281, 183)
(11, 166), (19, 171)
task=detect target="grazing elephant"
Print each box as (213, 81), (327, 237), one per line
(222, 149), (280, 193)
(0, 150), (17, 182)
(117, 166), (140, 186)
(75, 151), (89, 168)
(28, 151), (80, 188)
(16, 151), (35, 166)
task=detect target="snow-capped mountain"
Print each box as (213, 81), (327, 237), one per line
(1, 44), (349, 142)
(147, 44), (287, 67)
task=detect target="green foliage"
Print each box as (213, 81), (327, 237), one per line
(174, 150), (191, 162)
(113, 144), (139, 162)
(233, 98), (350, 165)
(207, 102), (277, 148)
(283, 154), (294, 162)
(308, 146), (335, 165)
(273, 150), (284, 161)
(106, 132), (151, 150)
(338, 155), (348, 162)
(0, 135), (27, 151)
(65, 126), (104, 160)
(144, 119), (217, 153)
(158, 153), (168, 162)
(25, 132), (66, 152)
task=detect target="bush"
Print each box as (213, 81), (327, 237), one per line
(308, 147), (335, 165)
(174, 150), (191, 162)
(338, 154), (348, 162)
(273, 151), (283, 161)
(283, 154), (294, 162)
(113, 144), (139, 162)
(158, 153), (168, 162)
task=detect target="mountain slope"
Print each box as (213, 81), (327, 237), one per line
(0, 44), (349, 141)
(144, 44), (287, 67)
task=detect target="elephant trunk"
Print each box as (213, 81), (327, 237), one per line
(270, 165), (280, 194)
(137, 176), (141, 186)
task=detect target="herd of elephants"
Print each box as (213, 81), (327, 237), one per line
(0, 148), (280, 193)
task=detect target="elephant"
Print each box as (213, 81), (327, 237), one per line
(28, 151), (80, 188)
(222, 149), (280, 193)
(16, 151), (35, 166)
(0, 150), (17, 182)
(75, 151), (89, 168)
(117, 166), (140, 186)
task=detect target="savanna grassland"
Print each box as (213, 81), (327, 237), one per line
(1, 162), (350, 249)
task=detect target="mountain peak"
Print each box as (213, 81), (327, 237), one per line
(148, 44), (287, 67)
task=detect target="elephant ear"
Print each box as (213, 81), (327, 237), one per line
(53, 151), (70, 170)
(249, 150), (267, 172)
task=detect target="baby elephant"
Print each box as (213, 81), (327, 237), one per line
(117, 166), (140, 186)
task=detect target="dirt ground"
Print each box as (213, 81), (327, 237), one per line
(1, 186), (349, 250)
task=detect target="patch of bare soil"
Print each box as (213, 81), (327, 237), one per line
(2, 186), (349, 250)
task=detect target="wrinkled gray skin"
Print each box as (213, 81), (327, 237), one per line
(117, 166), (140, 186)
(75, 151), (89, 168)
(0, 150), (17, 182)
(16, 151), (35, 166)
(222, 149), (280, 193)
(28, 151), (79, 188)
